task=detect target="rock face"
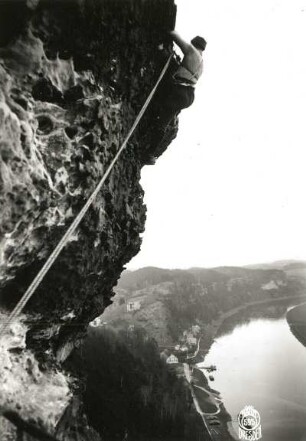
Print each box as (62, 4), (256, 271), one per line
(0, 1), (177, 439)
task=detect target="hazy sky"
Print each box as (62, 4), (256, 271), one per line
(128, 0), (306, 269)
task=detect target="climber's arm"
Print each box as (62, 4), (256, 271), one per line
(169, 30), (192, 54)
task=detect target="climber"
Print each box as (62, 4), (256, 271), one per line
(144, 30), (207, 164)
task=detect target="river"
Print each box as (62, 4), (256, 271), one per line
(199, 299), (306, 441)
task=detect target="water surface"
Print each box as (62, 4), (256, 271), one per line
(200, 301), (306, 441)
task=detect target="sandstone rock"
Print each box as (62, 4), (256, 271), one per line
(0, 0), (177, 438)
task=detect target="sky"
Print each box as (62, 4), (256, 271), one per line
(128, 0), (306, 270)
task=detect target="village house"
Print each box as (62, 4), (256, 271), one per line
(187, 336), (197, 346)
(192, 325), (201, 335)
(166, 354), (179, 364)
(89, 317), (106, 327)
(126, 299), (141, 312)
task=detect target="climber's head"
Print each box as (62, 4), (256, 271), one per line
(191, 36), (207, 52)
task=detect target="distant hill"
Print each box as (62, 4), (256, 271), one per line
(99, 265), (306, 345)
(117, 265), (292, 291)
(245, 260), (306, 281)
(245, 260), (306, 271)
(116, 267), (186, 291)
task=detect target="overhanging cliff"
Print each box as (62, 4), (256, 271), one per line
(0, 1), (177, 439)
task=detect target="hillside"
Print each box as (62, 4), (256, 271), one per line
(287, 303), (306, 348)
(245, 259), (306, 271)
(100, 265), (304, 345)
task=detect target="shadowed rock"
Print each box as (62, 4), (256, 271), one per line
(0, 1), (177, 439)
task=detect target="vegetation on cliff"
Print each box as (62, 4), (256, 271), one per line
(68, 326), (207, 441)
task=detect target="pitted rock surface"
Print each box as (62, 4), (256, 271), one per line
(0, 1), (177, 439)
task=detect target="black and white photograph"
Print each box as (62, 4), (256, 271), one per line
(0, 0), (306, 440)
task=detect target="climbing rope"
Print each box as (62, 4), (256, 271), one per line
(0, 53), (174, 339)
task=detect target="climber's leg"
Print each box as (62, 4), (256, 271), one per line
(143, 85), (194, 164)
(156, 83), (194, 129)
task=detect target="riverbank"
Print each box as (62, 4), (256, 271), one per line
(188, 293), (306, 440)
(184, 364), (236, 441)
(201, 304), (306, 441)
(286, 302), (306, 347)
(199, 293), (306, 356)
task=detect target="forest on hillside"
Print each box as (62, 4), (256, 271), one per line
(112, 266), (305, 343)
(164, 276), (287, 340)
(68, 326), (208, 441)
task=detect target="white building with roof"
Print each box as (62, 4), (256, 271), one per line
(166, 354), (179, 364)
(127, 300), (141, 312)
